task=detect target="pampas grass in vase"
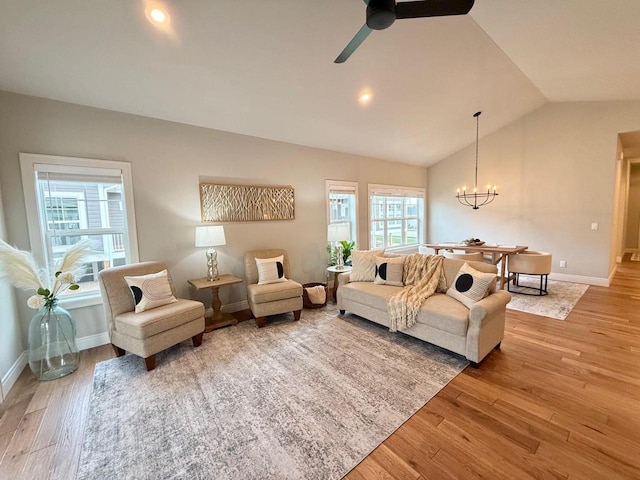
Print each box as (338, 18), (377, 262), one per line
(0, 239), (90, 380)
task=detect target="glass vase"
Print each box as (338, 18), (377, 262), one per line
(28, 303), (80, 381)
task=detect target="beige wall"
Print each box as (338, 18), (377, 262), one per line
(0, 91), (427, 345)
(428, 101), (640, 282)
(625, 163), (640, 250)
(0, 182), (24, 399)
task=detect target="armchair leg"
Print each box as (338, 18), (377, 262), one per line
(192, 332), (203, 347)
(256, 317), (265, 328)
(144, 355), (156, 371)
(293, 309), (301, 321)
(112, 344), (126, 357)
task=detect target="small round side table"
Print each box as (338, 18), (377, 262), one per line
(327, 265), (353, 302)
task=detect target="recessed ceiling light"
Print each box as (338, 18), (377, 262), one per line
(358, 91), (373, 105)
(145, 6), (169, 25)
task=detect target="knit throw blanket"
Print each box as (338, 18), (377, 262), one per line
(388, 254), (447, 332)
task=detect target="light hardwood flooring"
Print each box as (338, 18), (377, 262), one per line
(1, 257), (639, 479)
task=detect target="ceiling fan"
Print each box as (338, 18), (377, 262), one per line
(335, 0), (475, 63)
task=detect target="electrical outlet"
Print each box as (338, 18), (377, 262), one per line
(591, 222), (599, 230)
(559, 260), (567, 268)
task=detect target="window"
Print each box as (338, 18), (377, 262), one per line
(326, 180), (358, 245)
(20, 154), (139, 308)
(368, 184), (425, 249)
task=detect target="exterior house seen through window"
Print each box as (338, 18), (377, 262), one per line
(369, 184), (424, 249)
(20, 154), (139, 307)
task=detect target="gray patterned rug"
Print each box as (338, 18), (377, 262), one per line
(506, 276), (589, 320)
(77, 305), (467, 479)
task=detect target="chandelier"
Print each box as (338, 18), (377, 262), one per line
(456, 111), (498, 209)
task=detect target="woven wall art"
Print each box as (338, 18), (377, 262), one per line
(200, 183), (295, 222)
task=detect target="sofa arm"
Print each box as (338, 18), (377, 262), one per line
(465, 290), (511, 363)
(338, 272), (351, 286)
(469, 291), (511, 326)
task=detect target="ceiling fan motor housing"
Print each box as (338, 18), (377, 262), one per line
(367, 0), (396, 30)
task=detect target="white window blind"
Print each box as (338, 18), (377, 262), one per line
(326, 180), (358, 245)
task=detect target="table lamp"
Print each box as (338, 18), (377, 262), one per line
(327, 223), (351, 270)
(195, 225), (226, 281)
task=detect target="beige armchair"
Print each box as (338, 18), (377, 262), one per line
(98, 261), (205, 370)
(244, 249), (303, 328)
(508, 251), (552, 296)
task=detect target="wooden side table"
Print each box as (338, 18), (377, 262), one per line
(327, 265), (352, 302)
(188, 274), (243, 332)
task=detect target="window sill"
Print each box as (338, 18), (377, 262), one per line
(384, 244), (420, 254)
(58, 293), (103, 310)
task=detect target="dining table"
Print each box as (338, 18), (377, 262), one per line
(425, 243), (528, 290)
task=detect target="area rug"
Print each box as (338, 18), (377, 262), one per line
(506, 276), (589, 320)
(77, 305), (467, 480)
(631, 252), (640, 261)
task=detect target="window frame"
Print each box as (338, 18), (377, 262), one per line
(325, 180), (359, 246)
(368, 183), (425, 250)
(20, 153), (139, 309)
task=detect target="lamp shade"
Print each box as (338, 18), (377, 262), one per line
(327, 223), (351, 242)
(195, 225), (226, 247)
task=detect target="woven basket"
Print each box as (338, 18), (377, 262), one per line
(302, 282), (328, 308)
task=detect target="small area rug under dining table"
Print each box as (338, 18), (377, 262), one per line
(77, 305), (468, 479)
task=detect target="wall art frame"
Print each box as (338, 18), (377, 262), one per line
(200, 183), (295, 222)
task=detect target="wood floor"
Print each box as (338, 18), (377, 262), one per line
(1, 257), (639, 479)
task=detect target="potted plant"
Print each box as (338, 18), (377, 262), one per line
(340, 240), (355, 266)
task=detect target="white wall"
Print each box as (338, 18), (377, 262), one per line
(428, 101), (640, 283)
(0, 182), (24, 401)
(0, 91), (427, 344)
(625, 163), (640, 250)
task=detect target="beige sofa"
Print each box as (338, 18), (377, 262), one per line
(337, 257), (510, 365)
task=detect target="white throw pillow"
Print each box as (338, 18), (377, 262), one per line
(374, 256), (405, 286)
(446, 263), (495, 309)
(350, 249), (384, 282)
(124, 270), (177, 313)
(256, 255), (287, 285)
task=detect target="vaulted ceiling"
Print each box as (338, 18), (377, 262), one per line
(1, 0), (638, 166)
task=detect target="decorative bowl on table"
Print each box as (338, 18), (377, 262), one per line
(462, 238), (485, 246)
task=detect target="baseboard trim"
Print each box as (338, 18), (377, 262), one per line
(221, 300), (249, 313)
(1, 350), (28, 400)
(77, 332), (111, 351)
(548, 272), (610, 287)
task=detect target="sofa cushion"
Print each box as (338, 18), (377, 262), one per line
(350, 249), (384, 282)
(415, 294), (469, 336)
(247, 279), (302, 304)
(115, 298), (204, 340)
(374, 256), (405, 286)
(341, 283), (468, 336)
(340, 282), (404, 311)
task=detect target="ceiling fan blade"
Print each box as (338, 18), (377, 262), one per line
(334, 24), (373, 63)
(395, 0), (475, 19)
